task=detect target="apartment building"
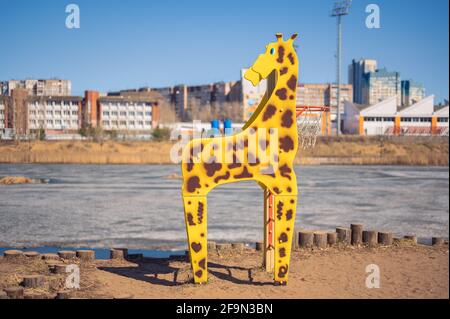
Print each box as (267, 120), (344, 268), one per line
(1, 79), (71, 96)
(149, 81), (241, 121)
(401, 80), (426, 106)
(296, 83), (353, 115)
(82, 90), (160, 132)
(348, 59), (377, 104)
(27, 96), (82, 134)
(348, 59), (425, 107)
(365, 68), (401, 106)
(97, 96), (157, 131)
(0, 96), (9, 130)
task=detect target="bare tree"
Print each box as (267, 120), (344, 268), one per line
(158, 100), (178, 124)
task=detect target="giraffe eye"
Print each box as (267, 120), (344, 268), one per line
(270, 48), (275, 55)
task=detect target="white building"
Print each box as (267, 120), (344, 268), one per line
(98, 96), (155, 131)
(27, 96), (81, 133)
(343, 95), (449, 136)
(0, 97), (6, 129)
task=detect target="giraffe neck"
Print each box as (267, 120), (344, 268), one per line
(244, 64), (298, 130)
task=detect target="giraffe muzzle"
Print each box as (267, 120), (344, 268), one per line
(244, 67), (261, 87)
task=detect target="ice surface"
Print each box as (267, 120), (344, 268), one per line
(0, 164), (448, 249)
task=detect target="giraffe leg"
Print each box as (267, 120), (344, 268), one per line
(272, 194), (297, 284)
(183, 195), (208, 284)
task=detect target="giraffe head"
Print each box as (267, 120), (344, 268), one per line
(244, 33), (298, 86)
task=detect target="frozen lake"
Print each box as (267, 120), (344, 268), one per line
(0, 164), (448, 249)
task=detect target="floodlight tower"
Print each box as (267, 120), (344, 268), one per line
(330, 0), (351, 135)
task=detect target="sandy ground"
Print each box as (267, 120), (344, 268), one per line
(1, 242), (448, 299)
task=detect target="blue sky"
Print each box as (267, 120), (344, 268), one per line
(0, 0), (448, 102)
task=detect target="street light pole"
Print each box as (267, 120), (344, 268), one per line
(331, 0), (351, 136)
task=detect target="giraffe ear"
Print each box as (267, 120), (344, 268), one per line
(275, 33), (283, 42)
(290, 33), (298, 42)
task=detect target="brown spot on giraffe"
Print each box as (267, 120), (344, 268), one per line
(186, 176), (201, 193)
(214, 171), (230, 183)
(191, 242), (202, 253)
(262, 104), (277, 121)
(279, 247), (286, 258)
(287, 75), (297, 91)
(197, 202), (204, 224)
(204, 161), (222, 177)
(195, 270), (203, 278)
(234, 166), (253, 179)
(186, 163), (194, 172)
(198, 258), (206, 270)
(277, 45), (285, 63)
(280, 67), (288, 75)
(276, 201), (284, 220)
(279, 136), (294, 152)
(275, 88), (287, 100)
(286, 209), (293, 221)
(281, 110), (294, 128)
(279, 232), (288, 243)
(187, 213), (196, 226)
(279, 164), (292, 180)
(278, 265), (288, 278)
(273, 187), (281, 194)
(287, 186), (292, 193)
(287, 52), (295, 65)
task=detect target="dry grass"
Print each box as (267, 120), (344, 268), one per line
(0, 136), (447, 165)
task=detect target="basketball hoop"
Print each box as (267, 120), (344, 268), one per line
(296, 106), (330, 149)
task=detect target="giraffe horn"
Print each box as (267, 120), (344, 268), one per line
(289, 33), (298, 41)
(275, 33), (283, 42)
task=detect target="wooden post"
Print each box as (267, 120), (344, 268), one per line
(58, 251), (76, 259)
(403, 235), (417, 245)
(42, 253), (59, 260)
(313, 232), (327, 249)
(3, 250), (23, 259)
(24, 251), (40, 259)
(76, 250), (95, 261)
(21, 275), (45, 288)
(298, 231), (314, 248)
(362, 230), (378, 247)
(53, 264), (68, 274)
(327, 232), (337, 246)
(432, 237), (444, 246)
(112, 248), (128, 259)
(336, 227), (351, 244)
(351, 224), (363, 246)
(4, 287), (24, 299)
(110, 249), (125, 260)
(255, 242), (264, 251)
(263, 189), (274, 272)
(378, 232), (393, 246)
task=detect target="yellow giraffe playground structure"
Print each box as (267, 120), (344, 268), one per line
(181, 33), (329, 285)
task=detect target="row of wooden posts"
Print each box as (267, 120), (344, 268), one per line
(1, 248), (138, 299)
(252, 224), (447, 250)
